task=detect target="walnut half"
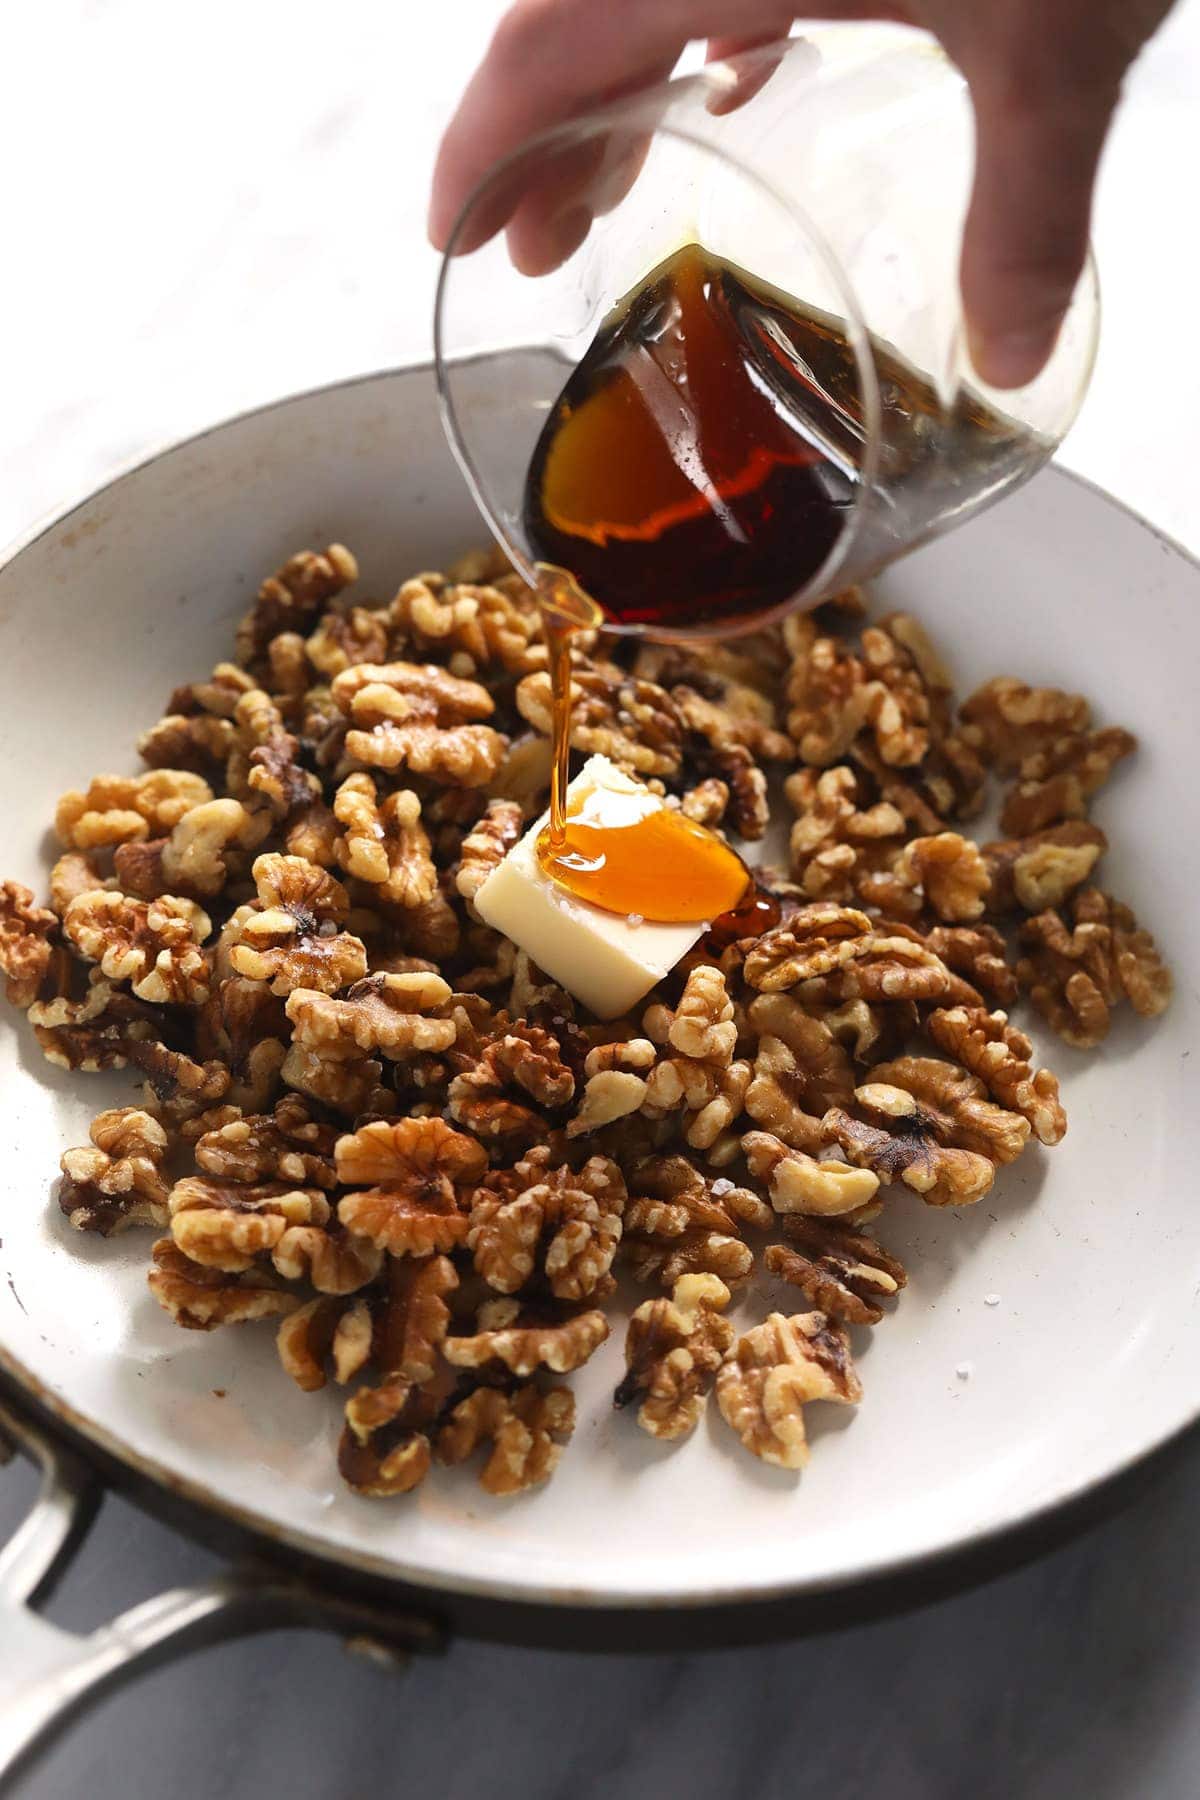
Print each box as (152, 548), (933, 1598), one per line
(614, 1274), (734, 1439)
(716, 1312), (862, 1469)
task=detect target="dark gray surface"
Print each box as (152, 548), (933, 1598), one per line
(3, 1435), (1199, 1800)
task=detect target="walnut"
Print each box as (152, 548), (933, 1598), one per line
(489, 733), (554, 811)
(335, 1116), (487, 1254)
(265, 630), (312, 706)
(791, 931), (957, 1007)
(236, 543), (358, 665)
(49, 852), (107, 916)
(468, 1149), (627, 1300)
(332, 775), (437, 907)
(299, 682), (347, 767)
(1017, 886), (1172, 1048)
(54, 771), (208, 850)
(743, 904), (873, 991)
(382, 885), (463, 963)
(344, 712), (508, 787)
(859, 831), (989, 924)
(633, 645), (792, 759)
(443, 1297), (609, 1376)
(568, 1039), (656, 1138)
(621, 1157), (759, 1288)
(169, 1174), (330, 1271)
(305, 604), (389, 677)
(744, 993), (855, 1153)
(807, 996), (902, 1066)
(849, 739), (947, 837)
(58, 1107), (170, 1235)
(960, 676), (1091, 772)
(277, 1295), (374, 1393)
(333, 664), (506, 785)
(614, 1273), (734, 1439)
(715, 1311), (862, 1468)
(822, 1096), (995, 1207)
(305, 1256), (455, 1432)
(452, 921), (518, 994)
(285, 799), (341, 868)
(194, 976), (288, 1112)
(506, 950), (573, 1022)
(333, 658), (497, 723)
(159, 798), (271, 897)
(858, 622), (934, 766)
(877, 611), (953, 695)
(63, 890), (211, 1005)
(194, 1094), (339, 1187)
(786, 766), (906, 903)
(923, 924), (1019, 1007)
(126, 1038), (232, 1123)
(785, 626), (873, 765)
(448, 1019), (575, 1142)
(167, 661), (256, 720)
(280, 1043), (391, 1118)
(229, 690), (321, 821)
(177, 1104), (243, 1144)
(0, 880), (57, 1005)
(371, 1253), (460, 1384)
(865, 1055), (1030, 1164)
(29, 975), (158, 1071)
(516, 660), (683, 777)
(983, 821), (1107, 914)
(631, 1155), (772, 1232)
(436, 1382), (575, 1495)
(741, 1130), (881, 1220)
(148, 1237), (298, 1331)
(287, 972), (455, 1063)
(638, 965), (750, 1150)
(679, 778), (731, 827)
(1000, 726), (1137, 834)
(766, 1216), (906, 1326)
(138, 712), (235, 773)
(269, 1216), (384, 1295)
(926, 1007), (1065, 1145)
(229, 854), (367, 995)
(454, 799), (524, 902)
(923, 730), (989, 823)
(388, 575), (543, 677)
(693, 742), (770, 839)
(338, 1374), (440, 1497)
(172, 1165), (379, 1296)
(666, 680), (788, 840)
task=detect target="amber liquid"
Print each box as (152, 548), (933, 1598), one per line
(523, 241), (1035, 635)
(525, 242), (1032, 927)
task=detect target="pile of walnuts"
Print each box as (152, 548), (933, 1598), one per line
(0, 543), (1172, 1497)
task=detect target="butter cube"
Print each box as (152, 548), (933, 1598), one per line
(472, 756), (705, 1019)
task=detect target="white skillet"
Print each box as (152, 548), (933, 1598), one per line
(0, 364), (1196, 1776)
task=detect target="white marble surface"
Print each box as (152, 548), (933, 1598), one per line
(2, 2), (1199, 1795)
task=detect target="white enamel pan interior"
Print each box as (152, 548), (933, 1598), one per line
(0, 362), (1197, 1615)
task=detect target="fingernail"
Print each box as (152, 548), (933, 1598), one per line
(968, 324), (1060, 391)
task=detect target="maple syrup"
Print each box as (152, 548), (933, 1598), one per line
(524, 242), (1031, 927)
(523, 241), (1033, 635)
(534, 565), (753, 926)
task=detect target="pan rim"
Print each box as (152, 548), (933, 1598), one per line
(2, 362), (1198, 1619)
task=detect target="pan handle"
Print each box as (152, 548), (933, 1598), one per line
(0, 1395), (443, 1794)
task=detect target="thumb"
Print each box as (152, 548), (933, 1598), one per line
(959, 79), (1115, 389)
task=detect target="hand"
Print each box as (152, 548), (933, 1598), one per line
(430, 0), (1175, 388)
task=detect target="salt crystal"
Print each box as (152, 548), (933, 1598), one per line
(984, 1293), (1001, 1307)
(955, 1362), (974, 1381)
